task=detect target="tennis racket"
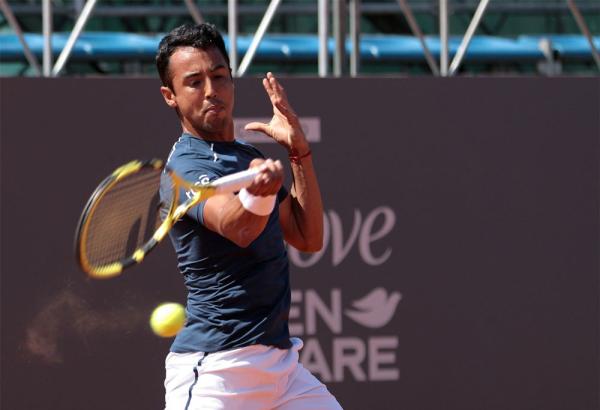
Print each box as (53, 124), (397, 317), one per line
(74, 159), (260, 279)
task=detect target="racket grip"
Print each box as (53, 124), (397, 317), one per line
(212, 168), (260, 193)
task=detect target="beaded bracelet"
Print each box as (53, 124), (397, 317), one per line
(289, 149), (312, 164)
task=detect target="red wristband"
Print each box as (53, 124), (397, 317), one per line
(289, 149), (312, 164)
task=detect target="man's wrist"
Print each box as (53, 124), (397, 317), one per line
(238, 188), (276, 216)
(287, 137), (311, 161)
(288, 149), (312, 164)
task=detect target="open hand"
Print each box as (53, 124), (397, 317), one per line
(244, 72), (309, 155)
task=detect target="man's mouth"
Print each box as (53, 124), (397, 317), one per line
(205, 105), (223, 114)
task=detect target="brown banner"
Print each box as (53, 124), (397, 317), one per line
(1, 77), (599, 410)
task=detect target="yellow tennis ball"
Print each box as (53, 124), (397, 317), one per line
(150, 302), (185, 338)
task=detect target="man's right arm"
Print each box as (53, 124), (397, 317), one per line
(201, 158), (283, 248)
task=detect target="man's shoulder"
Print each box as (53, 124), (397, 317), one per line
(166, 136), (224, 180)
(168, 136), (214, 162)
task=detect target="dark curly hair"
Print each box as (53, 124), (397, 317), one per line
(156, 23), (230, 90)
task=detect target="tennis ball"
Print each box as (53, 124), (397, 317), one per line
(150, 302), (185, 338)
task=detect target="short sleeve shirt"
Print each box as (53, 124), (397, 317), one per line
(160, 133), (292, 353)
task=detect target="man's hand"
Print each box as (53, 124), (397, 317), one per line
(247, 158), (283, 197)
(244, 72), (310, 156)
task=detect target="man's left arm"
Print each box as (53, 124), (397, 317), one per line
(245, 72), (324, 252)
(278, 139), (323, 252)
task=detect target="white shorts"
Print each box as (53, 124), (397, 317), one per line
(164, 338), (342, 410)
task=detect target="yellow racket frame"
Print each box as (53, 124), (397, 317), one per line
(75, 159), (257, 279)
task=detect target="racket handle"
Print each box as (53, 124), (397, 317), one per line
(212, 168), (260, 193)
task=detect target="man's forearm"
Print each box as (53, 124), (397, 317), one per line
(215, 197), (270, 248)
(204, 158), (283, 248)
(288, 153), (324, 251)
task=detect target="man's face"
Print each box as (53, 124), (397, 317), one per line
(162, 46), (234, 138)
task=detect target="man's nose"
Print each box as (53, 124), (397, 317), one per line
(204, 78), (217, 98)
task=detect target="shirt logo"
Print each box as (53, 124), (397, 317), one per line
(185, 174), (211, 200)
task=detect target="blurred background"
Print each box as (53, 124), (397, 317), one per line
(1, 0), (599, 77)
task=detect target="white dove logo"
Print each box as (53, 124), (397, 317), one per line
(344, 288), (402, 328)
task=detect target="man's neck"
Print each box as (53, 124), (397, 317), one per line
(182, 123), (235, 142)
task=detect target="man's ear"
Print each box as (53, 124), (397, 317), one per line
(160, 86), (177, 108)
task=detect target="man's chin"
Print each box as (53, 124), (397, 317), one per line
(199, 119), (228, 136)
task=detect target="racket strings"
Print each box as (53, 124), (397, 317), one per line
(83, 168), (164, 267)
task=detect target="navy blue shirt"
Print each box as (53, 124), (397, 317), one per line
(160, 133), (292, 353)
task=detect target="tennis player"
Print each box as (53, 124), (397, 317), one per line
(156, 23), (342, 410)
